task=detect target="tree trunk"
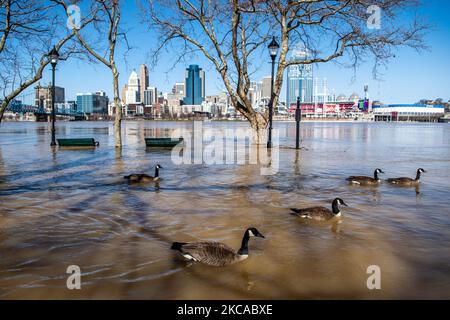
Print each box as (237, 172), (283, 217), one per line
(0, 100), (9, 123)
(112, 67), (122, 148)
(248, 112), (268, 145)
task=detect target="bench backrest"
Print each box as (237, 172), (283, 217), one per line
(57, 138), (97, 147)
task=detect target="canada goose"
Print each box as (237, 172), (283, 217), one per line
(124, 164), (162, 183)
(346, 168), (384, 185)
(290, 198), (347, 221)
(387, 168), (426, 186)
(170, 227), (265, 267)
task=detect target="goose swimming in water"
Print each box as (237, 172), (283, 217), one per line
(170, 227), (265, 267)
(124, 164), (162, 183)
(387, 168), (426, 186)
(290, 198), (347, 221)
(346, 168), (384, 185)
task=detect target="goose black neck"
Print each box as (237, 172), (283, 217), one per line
(415, 170), (421, 181)
(154, 167), (159, 178)
(237, 232), (250, 255)
(374, 170), (379, 180)
(331, 200), (340, 215)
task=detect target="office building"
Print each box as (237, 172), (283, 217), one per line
(261, 77), (272, 99)
(140, 64), (149, 104)
(35, 84), (65, 111)
(121, 84), (128, 104)
(144, 86), (158, 106)
(286, 47), (313, 108)
(76, 91), (109, 114)
(172, 82), (185, 95)
(125, 69), (140, 104)
(183, 65), (205, 105)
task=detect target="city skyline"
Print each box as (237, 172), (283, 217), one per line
(11, 1), (448, 106)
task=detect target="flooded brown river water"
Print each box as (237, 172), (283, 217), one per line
(0, 121), (449, 299)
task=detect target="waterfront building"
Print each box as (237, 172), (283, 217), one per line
(373, 104), (445, 122)
(261, 76), (272, 100)
(140, 64), (149, 104)
(248, 81), (263, 109)
(172, 82), (185, 95)
(55, 101), (77, 114)
(3, 99), (23, 113)
(76, 91), (109, 114)
(183, 65), (205, 105)
(313, 78), (330, 104)
(125, 69), (140, 104)
(144, 86), (158, 106)
(121, 84), (128, 104)
(34, 84), (65, 112)
(286, 47), (313, 108)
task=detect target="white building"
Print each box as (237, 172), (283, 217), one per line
(373, 104), (445, 117)
(125, 69), (140, 104)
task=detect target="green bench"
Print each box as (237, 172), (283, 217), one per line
(57, 138), (99, 147)
(145, 137), (184, 148)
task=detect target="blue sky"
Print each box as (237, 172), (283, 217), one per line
(25, 0), (450, 105)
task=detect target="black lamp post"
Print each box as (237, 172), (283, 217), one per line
(295, 96), (301, 149)
(49, 46), (59, 146)
(267, 36), (279, 149)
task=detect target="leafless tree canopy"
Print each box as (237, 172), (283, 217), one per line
(53, 0), (130, 148)
(0, 0), (96, 122)
(144, 0), (427, 135)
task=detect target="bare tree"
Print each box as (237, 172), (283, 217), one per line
(54, 0), (127, 149)
(144, 0), (427, 142)
(0, 1), (97, 122)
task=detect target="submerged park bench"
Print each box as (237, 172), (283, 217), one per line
(57, 138), (99, 147)
(145, 137), (184, 148)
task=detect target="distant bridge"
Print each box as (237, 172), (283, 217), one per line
(6, 104), (86, 121)
(4, 92), (86, 121)
(33, 108), (86, 121)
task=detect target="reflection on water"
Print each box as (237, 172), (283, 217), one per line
(0, 121), (449, 299)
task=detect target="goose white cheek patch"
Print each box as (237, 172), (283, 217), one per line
(248, 230), (255, 237)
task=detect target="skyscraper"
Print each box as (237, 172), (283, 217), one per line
(144, 86), (158, 105)
(140, 64), (149, 103)
(121, 84), (128, 104)
(286, 47), (313, 108)
(261, 77), (272, 99)
(125, 69), (140, 104)
(183, 65), (205, 105)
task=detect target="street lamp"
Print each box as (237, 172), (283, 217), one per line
(49, 46), (59, 146)
(267, 36), (279, 149)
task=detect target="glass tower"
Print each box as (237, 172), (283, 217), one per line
(286, 48), (313, 108)
(183, 65), (205, 105)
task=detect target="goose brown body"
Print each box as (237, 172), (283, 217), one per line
(124, 164), (162, 183)
(172, 242), (245, 267)
(171, 227), (265, 267)
(291, 198), (347, 221)
(346, 169), (384, 185)
(124, 174), (156, 183)
(387, 168), (426, 186)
